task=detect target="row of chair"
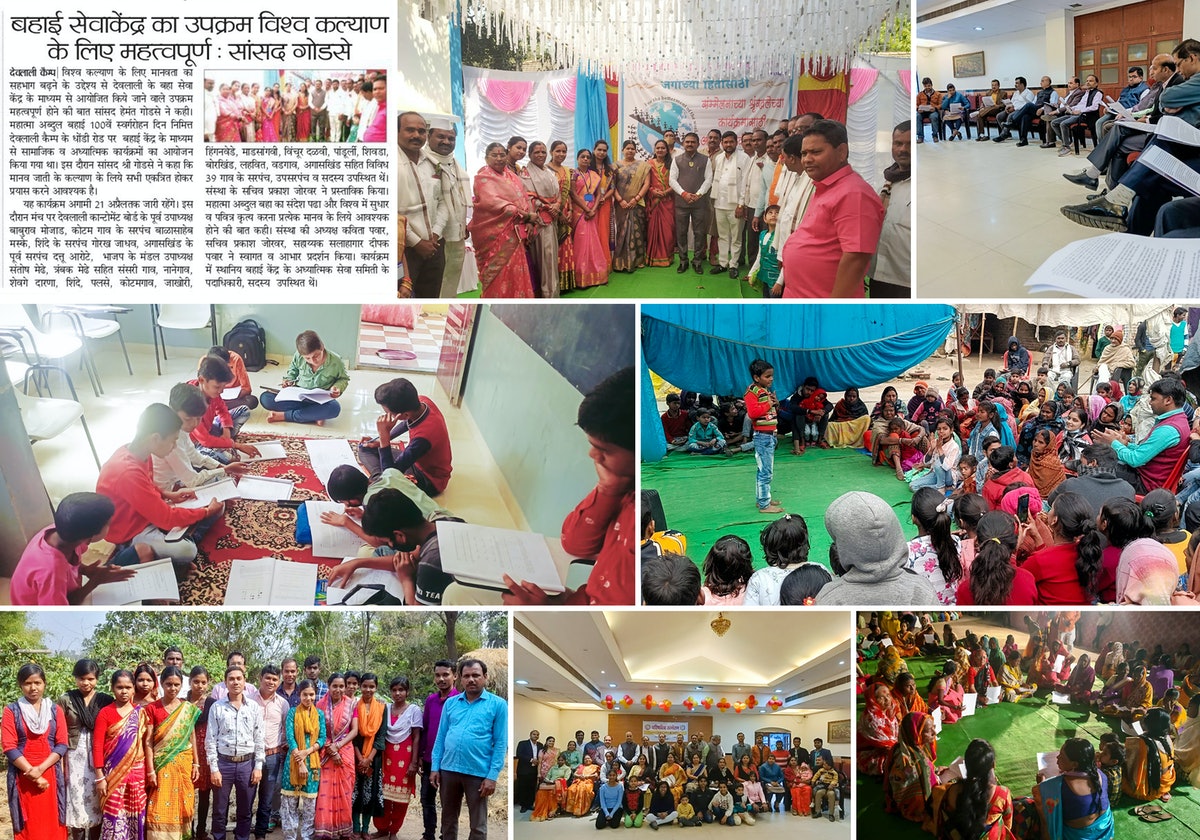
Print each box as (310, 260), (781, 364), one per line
(919, 96), (1101, 153)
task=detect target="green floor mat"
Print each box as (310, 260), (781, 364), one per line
(456, 261), (753, 299)
(641, 446), (919, 569)
(856, 655), (1200, 839)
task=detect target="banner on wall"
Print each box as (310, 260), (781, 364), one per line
(642, 720), (690, 740)
(620, 73), (792, 158)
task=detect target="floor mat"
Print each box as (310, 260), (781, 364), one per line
(640, 446), (919, 569)
(456, 263), (753, 299)
(856, 654), (1200, 839)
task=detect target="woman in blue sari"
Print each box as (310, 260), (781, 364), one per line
(1015, 738), (1112, 840)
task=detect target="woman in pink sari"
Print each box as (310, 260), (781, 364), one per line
(260, 92), (280, 142)
(315, 675), (359, 840)
(467, 142), (537, 298)
(645, 140), (676, 267)
(592, 141), (616, 270)
(215, 85), (242, 142)
(92, 670), (154, 840)
(570, 149), (609, 288)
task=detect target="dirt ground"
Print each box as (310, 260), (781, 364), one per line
(0, 768), (509, 840)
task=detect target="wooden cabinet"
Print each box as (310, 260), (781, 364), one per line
(1073, 0), (1181, 101)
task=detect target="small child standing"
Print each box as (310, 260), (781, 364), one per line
(747, 204), (781, 299)
(1170, 307), (1189, 368)
(745, 359), (782, 514)
(743, 514), (809, 606)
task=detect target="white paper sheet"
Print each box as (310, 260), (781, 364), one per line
(238, 440), (287, 463)
(305, 501), (368, 558)
(986, 686), (1002, 704)
(961, 692), (978, 717)
(91, 559), (181, 605)
(1051, 691), (1072, 705)
(880, 637), (893, 647)
(923, 633), (937, 645)
(932, 706), (943, 734)
(224, 558), (318, 606)
(1025, 235), (1200, 297)
(1053, 655), (1065, 673)
(276, 386), (334, 404)
(1137, 144), (1200, 197)
(1037, 752), (1061, 778)
(268, 561), (320, 605)
(221, 386), (241, 400)
(436, 521), (565, 593)
(178, 478), (240, 509)
(1121, 719), (1144, 736)
(1157, 115), (1200, 147)
(304, 438), (360, 487)
(236, 475), (295, 501)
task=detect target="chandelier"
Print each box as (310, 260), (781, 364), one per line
(710, 612), (731, 638)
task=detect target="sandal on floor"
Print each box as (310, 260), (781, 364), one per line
(1133, 803), (1163, 817)
(1139, 810), (1174, 823)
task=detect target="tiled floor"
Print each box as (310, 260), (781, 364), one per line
(13, 340), (525, 530)
(357, 313), (447, 373)
(914, 123), (1106, 298)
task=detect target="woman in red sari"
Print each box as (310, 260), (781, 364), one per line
(374, 676), (421, 840)
(592, 141), (616, 270)
(215, 85), (242, 142)
(186, 667), (215, 840)
(315, 674), (359, 840)
(547, 141), (576, 292)
(296, 83), (312, 143)
(645, 140), (675, 267)
(570, 150), (609, 288)
(3, 663), (69, 840)
(467, 143), (537, 298)
(859, 682), (901, 778)
(93, 670), (155, 840)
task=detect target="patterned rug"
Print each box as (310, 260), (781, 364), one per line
(180, 432), (343, 605)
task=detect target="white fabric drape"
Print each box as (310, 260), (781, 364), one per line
(847, 82), (879, 189)
(463, 66), (577, 177)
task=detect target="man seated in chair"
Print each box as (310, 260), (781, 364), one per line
(1092, 377), (1191, 492)
(992, 76), (1040, 144)
(1045, 75), (1103, 155)
(916, 78), (942, 144)
(940, 84), (970, 140)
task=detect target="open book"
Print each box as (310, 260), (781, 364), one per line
(305, 500), (367, 558)
(223, 557), (319, 605)
(436, 521), (566, 593)
(304, 438), (360, 487)
(91, 559), (180, 605)
(275, 386), (335, 404)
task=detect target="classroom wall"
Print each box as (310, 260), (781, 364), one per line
(918, 27), (1050, 90)
(98, 305), (363, 366)
(461, 307), (597, 537)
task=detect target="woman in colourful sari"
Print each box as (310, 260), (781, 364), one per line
(92, 670), (154, 840)
(518, 141), (563, 298)
(645, 140), (675, 267)
(874, 646), (907, 687)
(261, 92), (280, 142)
(296, 84), (312, 143)
(612, 140), (649, 272)
(565, 755), (600, 816)
(826, 388), (871, 448)
(860, 682), (901, 778)
(929, 663), (966, 724)
(592, 141), (616, 269)
(999, 651), (1037, 703)
(569, 150), (609, 288)
(784, 757), (813, 815)
(1016, 738), (1111, 840)
(1123, 708), (1177, 801)
(1103, 663), (1153, 720)
(547, 141), (576, 292)
(60, 659), (112, 840)
(282, 681), (325, 840)
(885, 712), (940, 824)
(659, 752), (686, 804)
(315, 674), (359, 840)
(215, 85), (242, 142)
(350, 674), (385, 840)
(1067, 654), (1097, 705)
(375, 676), (421, 840)
(932, 739), (1014, 840)
(468, 143), (537, 298)
(530, 737), (562, 821)
(186, 668), (214, 840)
(146, 667), (200, 840)
(893, 672), (930, 719)
(3, 663), (69, 840)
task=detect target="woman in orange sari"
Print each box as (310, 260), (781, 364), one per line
(645, 140), (675, 267)
(893, 672), (930, 719)
(547, 141), (576, 292)
(530, 737), (562, 821)
(467, 143), (537, 298)
(570, 150), (609, 288)
(592, 141), (616, 270)
(92, 670), (154, 840)
(315, 675), (359, 840)
(565, 755), (600, 816)
(146, 667), (201, 840)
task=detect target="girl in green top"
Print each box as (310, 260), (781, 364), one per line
(262, 330), (350, 425)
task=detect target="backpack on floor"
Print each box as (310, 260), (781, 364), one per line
(223, 319), (268, 371)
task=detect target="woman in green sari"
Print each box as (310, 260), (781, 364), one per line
(146, 666), (201, 840)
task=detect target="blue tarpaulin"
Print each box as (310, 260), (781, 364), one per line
(641, 304), (957, 461)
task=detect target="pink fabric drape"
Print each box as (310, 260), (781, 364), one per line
(848, 68), (880, 106)
(478, 79), (535, 113)
(899, 72), (913, 97)
(547, 77), (577, 110)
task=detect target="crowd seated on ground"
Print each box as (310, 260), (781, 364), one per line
(518, 727), (848, 826)
(857, 612), (1200, 838)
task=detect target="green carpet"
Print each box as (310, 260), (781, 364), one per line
(856, 654), (1200, 839)
(456, 258), (754, 299)
(640, 446), (919, 569)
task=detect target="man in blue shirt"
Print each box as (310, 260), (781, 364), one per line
(431, 658), (507, 840)
(1119, 66), (1150, 109)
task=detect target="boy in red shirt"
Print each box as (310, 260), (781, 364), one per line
(189, 355), (261, 465)
(359, 377), (453, 496)
(205, 345), (259, 415)
(745, 359), (783, 514)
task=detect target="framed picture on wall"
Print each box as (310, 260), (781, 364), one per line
(827, 719), (851, 743)
(953, 51), (986, 78)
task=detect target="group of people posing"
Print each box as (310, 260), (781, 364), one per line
(2, 653), (505, 840)
(858, 613), (1200, 840)
(205, 74), (387, 144)
(397, 111), (911, 299)
(514, 729), (845, 828)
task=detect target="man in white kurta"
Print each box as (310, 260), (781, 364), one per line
(203, 78), (217, 141)
(398, 112), (445, 298)
(710, 132), (751, 277)
(775, 132), (816, 244)
(422, 117), (471, 298)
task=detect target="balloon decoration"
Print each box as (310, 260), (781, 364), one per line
(733, 701), (747, 714)
(643, 694), (655, 710)
(604, 695), (615, 710)
(701, 697), (713, 710)
(746, 695), (758, 709)
(659, 699), (673, 712)
(622, 695), (634, 708)
(767, 697), (783, 711)
(716, 698), (731, 713)
(682, 697), (696, 711)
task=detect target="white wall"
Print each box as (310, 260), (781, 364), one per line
(918, 26), (1048, 90)
(398, 6), (452, 113)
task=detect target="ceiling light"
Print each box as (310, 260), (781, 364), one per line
(775, 689), (781, 694)
(609, 684), (617, 688)
(695, 686), (703, 691)
(515, 679), (529, 685)
(600, 670), (605, 674)
(711, 612), (731, 637)
(974, 25), (983, 30)
(839, 661), (845, 666)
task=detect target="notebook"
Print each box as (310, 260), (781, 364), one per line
(223, 558), (320, 605)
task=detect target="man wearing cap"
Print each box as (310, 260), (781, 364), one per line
(398, 111), (445, 298)
(422, 117), (470, 298)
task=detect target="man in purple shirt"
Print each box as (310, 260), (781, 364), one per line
(421, 659), (459, 840)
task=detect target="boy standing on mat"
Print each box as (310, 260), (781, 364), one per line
(746, 359), (784, 513)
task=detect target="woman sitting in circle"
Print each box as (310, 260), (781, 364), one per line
(1123, 707), (1177, 802)
(931, 739), (1013, 840)
(1020, 738), (1112, 840)
(885, 711), (951, 824)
